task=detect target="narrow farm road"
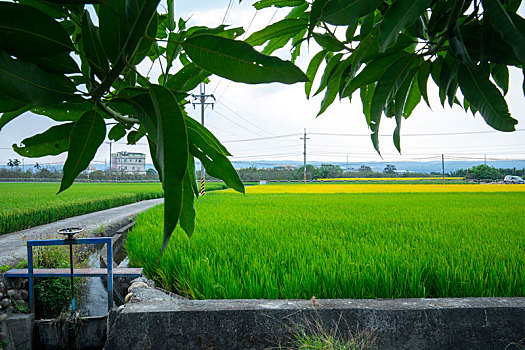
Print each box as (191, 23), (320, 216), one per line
(0, 198), (163, 267)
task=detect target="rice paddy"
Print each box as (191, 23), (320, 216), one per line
(127, 184), (525, 300)
(0, 183), (163, 234)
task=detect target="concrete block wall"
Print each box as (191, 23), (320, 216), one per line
(105, 293), (525, 350)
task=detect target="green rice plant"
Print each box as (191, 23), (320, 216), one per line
(0, 183), (163, 234)
(127, 191), (525, 299)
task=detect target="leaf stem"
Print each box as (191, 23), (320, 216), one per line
(91, 0), (160, 100)
(98, 101), (140, 124)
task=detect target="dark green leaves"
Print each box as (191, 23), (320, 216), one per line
(246, 19), (307, 46)
(320, 0), (382, 26)
(149, 85), (188, 250)
(108, 123), (127, 141)
(253, 0), (306, 10)
(0, 50), (76, 106)
(458, 64), (517, 132)
(482, 0), (525, 63)
(0, 3), (73, 57)
(13, 123), (73, 158)
(378, 0), (430, 51)
(59, 110), (106, 193)
(82, 11), (109, 79)
(305, 50), (327, 98)
(99, 0), (128, 63)
(183, 35), (308, 84)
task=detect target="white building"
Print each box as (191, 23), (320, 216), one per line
(111, 151), (146, 174)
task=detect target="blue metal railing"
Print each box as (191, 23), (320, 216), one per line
(27, 237), (113, 314)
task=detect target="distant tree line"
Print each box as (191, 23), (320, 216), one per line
(450, 165), (525, 181)
(210, 164), (431, 182)
(0, 166), (159, 181)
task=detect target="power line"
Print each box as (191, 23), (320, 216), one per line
(223, 133), (302, 143)
(211, 109), (267, 137)
(217, 101), (276, 136)
(310, 129), (525, 137)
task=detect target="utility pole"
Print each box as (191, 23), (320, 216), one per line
(484, 154), (487, 165)
(107, 141), (113, 182)
(300, 129), (309, 184)
(442, 154), (445, 185)
(192, 83), (216, 181)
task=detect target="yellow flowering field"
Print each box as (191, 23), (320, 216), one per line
(236, 183), (525, 194)
(318, 177), (463, 181)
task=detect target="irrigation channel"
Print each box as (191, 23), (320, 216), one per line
(78, 246), (113, 317)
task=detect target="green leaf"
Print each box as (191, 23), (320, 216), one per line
(0, 3), (73, 57)
(461, 22), (521, 65)
(246, 19), (307, 46)
(186, 155), (199, 197)
(185, 115), (231, 157)
(458, 64), (517, 132)
(108, 123), (127, 141)
(305, 50), (328, 98)
(482, 0), (525, 63)
(369, 55), (415, 153)
(0, 50), (76, 106)
(394, 69), (415, 123)
(31, 102), (93, 122)
(417, 60), (431, 108)
(318, 57), (352, 116)
(309, 0), (329, 37)
(312, 33), (346, 51)
(439, 52), (459, 107)
(165, 63), (210, 92)
(167, 0), (176, 31)
(349, 26), (380, 66)
(341, 52), (405, 98)
(0, 106), (30, 132)
(0, 93), (25, 113)
(262, 34), (294, 55)
(134, 12), (158, 65)
(189, 144), (244, 194)
(378, 0), (430, 52)
(127, 127), (146, 145)
(99, 0), (129, 63)
(491, 64), (509, 95)
(183, 35), (308, 84)
(82, 10), (109, 79)
(179, 162), (196, 236)
(59, 110), (106, 193)
(13, 123), (73, 158)
(360, 83), (375, 125)
(403, 77), (421, 119)
(313, 53), (343, 96)
(187, 25), (244, 39)
(149, 85), (189, 247)
(253, 0), (306, 10)
(27, 53), (80, 74)
(320, 0), (382, 26)
(393, 114), (402, 153)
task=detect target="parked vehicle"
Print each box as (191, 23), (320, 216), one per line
(503, 175), (524, 184)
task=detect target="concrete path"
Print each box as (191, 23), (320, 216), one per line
(0, 198), (163, 267)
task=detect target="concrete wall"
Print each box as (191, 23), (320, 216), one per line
(106, 295), (525, 349)
(2, 313), (33, 350)
(34, 316), (106, 350)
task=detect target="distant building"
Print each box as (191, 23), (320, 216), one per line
(273, 165), (298, 170)
(111, 151), (146, 174)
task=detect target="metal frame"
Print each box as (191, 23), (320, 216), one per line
(27, 237), (113, 314)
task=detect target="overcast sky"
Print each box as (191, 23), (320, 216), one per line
(1, 1), (524, 169)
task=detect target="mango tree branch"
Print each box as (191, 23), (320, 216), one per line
(98, 101), (140, 124)
(91, 0), (160, 100)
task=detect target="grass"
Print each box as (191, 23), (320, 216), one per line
(0, 183), (164, 234)
(127, 186), (524, 300)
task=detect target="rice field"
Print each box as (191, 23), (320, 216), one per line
(127, 184), (525, 300)
(0, 183), (163, 234)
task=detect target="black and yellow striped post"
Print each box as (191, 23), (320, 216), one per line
(200, 178), (205, 196)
